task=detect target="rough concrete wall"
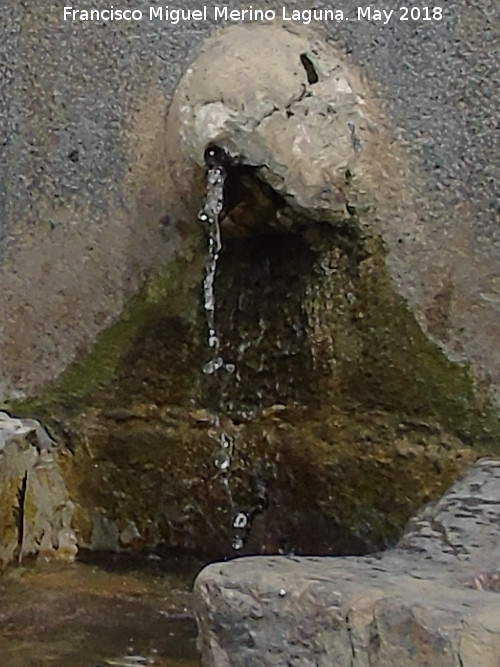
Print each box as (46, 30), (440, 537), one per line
(1, 0), (499, 403)
(0, 0), (194, 398)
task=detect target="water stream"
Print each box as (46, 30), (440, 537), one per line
(198, 145), (249, 552)
(198, 148), (225, 377)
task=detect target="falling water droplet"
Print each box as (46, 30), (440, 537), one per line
(233, 512), (248, 529)
(232, 537), (244, 551)
(203, 356), (224, 375)
(214, 451), (231, 471)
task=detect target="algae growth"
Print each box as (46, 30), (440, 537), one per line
(7, 202), (500, 558)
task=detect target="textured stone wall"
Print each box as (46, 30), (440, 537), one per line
(1, 0), (499, 407)
(194, 459), (500, 666)
(0, 412), (76, 566)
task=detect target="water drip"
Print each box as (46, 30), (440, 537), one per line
(233, 512), (248, 529)
(231, 537), (244, 551)
(199, 149), (225, 374)
(198, 142), (250, 551)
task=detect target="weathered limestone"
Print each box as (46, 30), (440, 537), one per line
(398, 458), (500, 568)
(168, 23), (391, 225)
(0, 412), (76, 566)
(194, 459), (500, 666)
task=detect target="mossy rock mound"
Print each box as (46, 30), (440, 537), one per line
(10, 219), (499, 558)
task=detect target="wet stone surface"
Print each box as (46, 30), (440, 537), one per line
(0, 555), (200, 667)
(16, 217), (497, 560)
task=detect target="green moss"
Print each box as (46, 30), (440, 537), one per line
(356, 257), (499, 447)
(306, 229), (500, 450)
(4, 218), (499, 559)
(9, 241), (205, 417)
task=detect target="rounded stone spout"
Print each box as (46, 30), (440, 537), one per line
(165, 23), (398, 228)
(204, 139), (240, 169)
(164, 22), (500, 413)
